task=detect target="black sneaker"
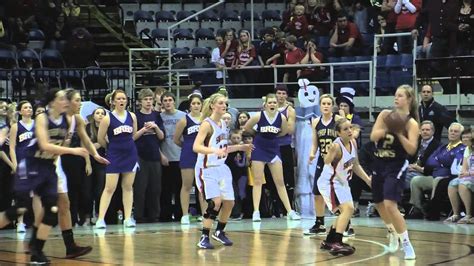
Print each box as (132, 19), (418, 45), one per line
(320, 240), (332, 250)
(304, 223), (327, 236)
(30, 251), (49, 264)
(328, 242), (355, 256)
(65, 244), (93, 259)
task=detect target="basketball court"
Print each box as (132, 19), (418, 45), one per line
(0, 216), (472, 265)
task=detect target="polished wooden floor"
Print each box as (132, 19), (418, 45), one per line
(0, 216), (473, 265)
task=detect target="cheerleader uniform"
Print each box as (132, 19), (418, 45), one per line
(105, 111), (138, 173)
(317, 138), (356, 212)
(251, 111), (283, 163)
(179, 114), (200, 169)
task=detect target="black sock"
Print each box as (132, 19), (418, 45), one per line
(326, 226), (336, 242)
(334, 233), (343, 244)
(62, 229), (75, 250)
(32, 239), (46, 253)
(202, 228), (210, 236)
(316, 216), (324, 225)
(216, 222), (226, 232)
(29, 226), (38, 247)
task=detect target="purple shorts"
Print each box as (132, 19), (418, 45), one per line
(372, 160), (408, 203)
(14, 157), (58, 197)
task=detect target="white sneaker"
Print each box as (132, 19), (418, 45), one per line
(402, 241), (416, 260)
(16, 222), (26, 233)
(197, 216), (203, 222)
(388, 232), (399, 253)
(123, 218), (136, 228)
(287, 210), (301, 220)
(252, 211), (261, 222)
(95, 219), (106, 229)
(181, 215), (190, 225)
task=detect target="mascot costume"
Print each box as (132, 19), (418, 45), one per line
(294, 79), (320, 218)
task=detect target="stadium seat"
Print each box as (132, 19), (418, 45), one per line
(17, 49), (41, 69)
(384, 54), (402, 69)
(192, 47), (211, 67)
(119, 1), (139, 25)
(177, 11), (200, 32)
(84, 67), (109, 98)
(196, 28), (215, 48)
(40, 49), (65, 68)
(199, 10), (220, 30)
(246, 1), (266, 14)
(375, 69), (392, 94)
(241, 10), (263, 30)
(0, 49), (17, 69)
(161, 1), (181, 13)
(327, 57), (340, 63)
(174, 28), (195, 49)
(318, 36), (330, 50)
(134, 10), (155, 38)
(151, 28), (173, 48)
(220, 10), (242, 31)
(266, 1), (286, 11)
(156, 10), (176, 29)
(140, 3), (159, 16)
(183, 2), (203, 12)
(225, 1), (245, 12)
(262, 10), (282, 28)
(27, 29), (46, 50)
(400, 53), (414, 69)
(391, 69), (413, 87)
(375, 55), (387, 68)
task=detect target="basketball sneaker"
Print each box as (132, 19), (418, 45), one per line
(30, 251), (50, 264)
(123, 218), (136, 228)
(287, 210), (301, 220)
(181, 215), (190, 225)
(252, 211), (261, 222)
(212, 230), (233, 246)
(388, 232), (399, 253)
(320, 240), (331, 250)
(65, 244), (93, 259)
(197, 235), (214, 249)
(328, 242), (355, 256)
(94, 219), (106, 229)
(401, 241), (416, 260)
(16, 222), (26, 233)
(304, 223), (327, 236)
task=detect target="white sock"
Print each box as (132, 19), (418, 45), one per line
(385, 223), (396, 234)
(398, 230), (410, 243)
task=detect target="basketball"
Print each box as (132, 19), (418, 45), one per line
(383, 111), (408, 134)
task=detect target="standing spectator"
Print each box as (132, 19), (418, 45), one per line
(309, 0), (333, 36)
(380, 0), (398, 53)
(418, 84), (456, 142)
(64, 27), (98, 67)
(159, 92), (186, 222)
(133, 89), (165, 223)
(284, 4), (309, 39)
(220, 29), (239, 96)
(352, 0), (370, 34)
(257, 28), (278, 96)
(232, 30), (256, 98)
(456, 0), (473, 56)
(329, 13), (362, 57)
(394, 0), (421, 53)
(210, 31), (226, 98)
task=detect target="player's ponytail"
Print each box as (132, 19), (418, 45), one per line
(397, 85), (419, 123)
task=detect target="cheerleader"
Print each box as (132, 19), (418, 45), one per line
(370, 85), (419, 260)
(244, 93), (301, 222)
(317, 118), (371, 256)
(193, 93), (252, 249)
(174, 94), (206, 224)
(96, 89), (139, 229)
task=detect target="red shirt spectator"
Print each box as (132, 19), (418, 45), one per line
(394, 0), (421, 30)
(219, 39), (239, 67)
(285, 47), (305, 64)
(334, 21), (362, 47)
(285, 4), (309, 38)
(235, 46), (256, 66)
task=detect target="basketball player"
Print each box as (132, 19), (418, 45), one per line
(0, 89), (89, 263)
(193, 93), (253, 249)
(275, 85), (297, 209)
(307, 94), (342, 235)
(9, 101), (34, 233)
(174, 94), (206, 224)
(96, 89), (139, 229)
(370, 84), (418, 260)
(244, 93), (301, 222)
(318, 118), (371, 256)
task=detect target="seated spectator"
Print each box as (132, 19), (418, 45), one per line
(329, 13), (362, 57)
(231, 30), (256, 98)
(376, 14), (397, 54)
(309, 0), (333, 36)
(298, 38), (325, 81)
(409, 123), (466, 220)
(64, 27), (98, 67)
(415, 25), (432, 58)
(446, 131), (474, 224)
(456, 0), (473, 56)
(283, 4), (309, 39)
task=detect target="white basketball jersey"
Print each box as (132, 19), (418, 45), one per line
(321, 137), (356, 182)
(196, 117), (228, 168)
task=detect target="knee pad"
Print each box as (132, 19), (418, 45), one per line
(41, 196), (58, 227)
(203, 200), (219, 220)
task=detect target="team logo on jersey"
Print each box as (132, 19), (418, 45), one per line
(187, 125), (200, 135)
(18, 132), (33, 142)
(260, 125), (281, 134)
(113, 125), (133, 135)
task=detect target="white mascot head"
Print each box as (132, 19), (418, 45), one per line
(297, 79), (319, 108)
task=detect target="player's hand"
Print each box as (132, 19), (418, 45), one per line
(161, 154), (169, 166)
(460, 171), (468, 177)
(215, 147), (228, 158)
(241, 144), (254, 153)
(72, 147), (89, 158)
(85, 163), (92, 175)
(93, 154), (110, 165)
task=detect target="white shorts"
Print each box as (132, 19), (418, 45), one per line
(195, 164), (234, 201)
(317, 167), (353, 213)
(56, 157), (68, 194)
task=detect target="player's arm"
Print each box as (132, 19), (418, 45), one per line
(309, 117), (320, 161)
(76, 114), (109, 164)
(396, 118), (419, 156)
(8, 123), (18, 171)
(370, 110), (390, 142)
(97, 113), (110, 149)
(324, 142), (340, 165)
(173, 116), (186, 147)
(353, 157), (371, 187)
(243, 113), (260, 135)
(286, 105), (296, 135)
(227, 143), (254, 153)
(36, 113), (87, 158)
(277, 113), (289, 137)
